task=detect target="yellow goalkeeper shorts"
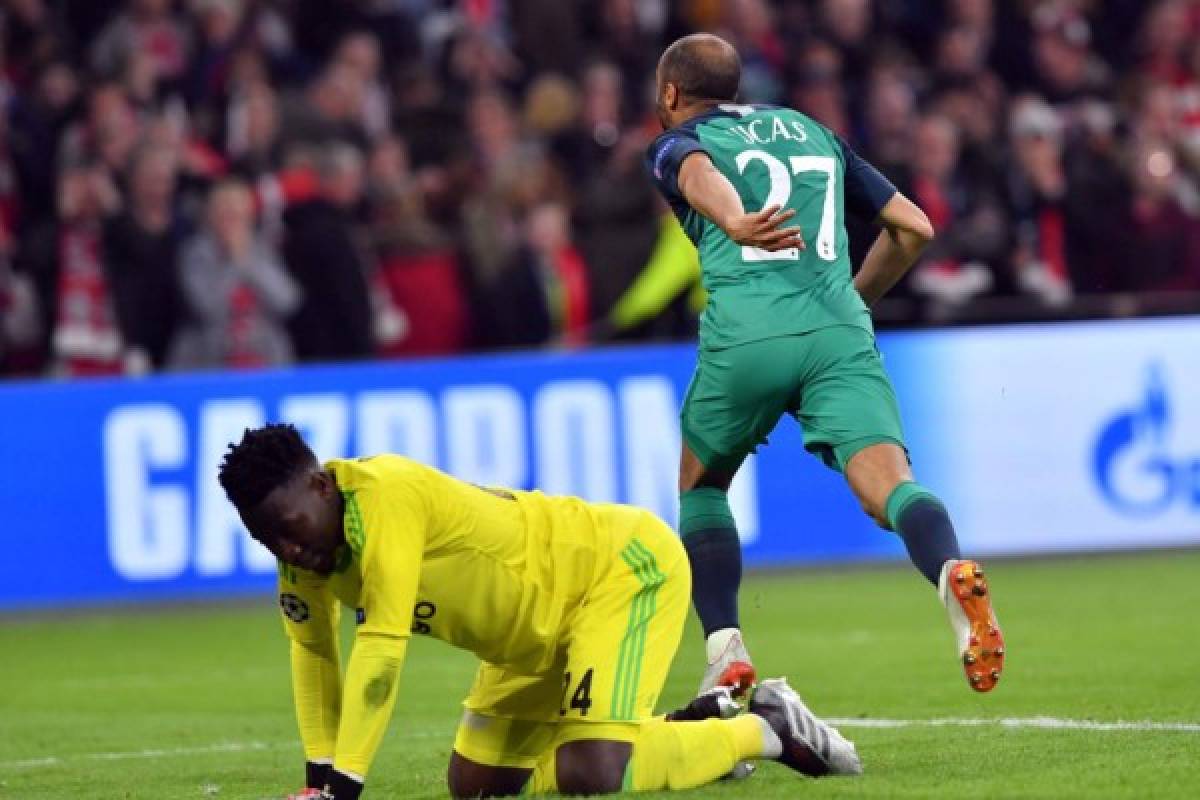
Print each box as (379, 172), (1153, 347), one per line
(453, 507), (690, 769)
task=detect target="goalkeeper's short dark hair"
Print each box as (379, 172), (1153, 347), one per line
(218, 423), (316, 510)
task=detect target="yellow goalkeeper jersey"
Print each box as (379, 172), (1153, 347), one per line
(276, 455), (628, 778)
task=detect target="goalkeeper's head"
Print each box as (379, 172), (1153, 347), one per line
(218, 423), (345, 575)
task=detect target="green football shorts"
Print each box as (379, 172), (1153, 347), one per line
(681, 325), (906, 474)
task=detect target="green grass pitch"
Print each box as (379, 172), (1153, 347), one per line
(3, 550), (1198, 799)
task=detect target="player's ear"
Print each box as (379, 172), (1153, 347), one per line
(664, 81), (679, 111)
(311, 469), (335, 497)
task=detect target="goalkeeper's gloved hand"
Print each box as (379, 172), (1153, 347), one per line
(319, 769), (364, 800)
(305, 761), (331, 791)
(294, 760), (363, 799)
(664, 685), (742, 721)
(285, 760), (328, 797)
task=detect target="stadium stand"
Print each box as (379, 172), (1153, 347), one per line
(0, 0), (1197, 378)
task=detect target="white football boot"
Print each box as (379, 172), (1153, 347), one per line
(698, 628), (757, 696)
(749, 678), (863, 777)
(698, 628), (757, 780)
(938, 559), (1006, 692)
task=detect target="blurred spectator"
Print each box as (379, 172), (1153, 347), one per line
(443, 17), (520, 93)
(460, 89), (564, 289)
(103, 143), (185, 370)
(0, 103), (38, 371)
(9, 60), (81, 227)
(1135, 0), (1196, 84)
(1062, 101), (1129, 293)
(184, 0), (247, 111)
(528, 201), (590, 346)
(1126, 140), (1200, 291)
(390, 61), (469, 175)
(934, 24), (990, 84)
(0, 104), (18, 243)
(59, 83), (143, 178)
(789, 38), (850, 136)
(2, 0), (72, 89)
(288, 0), (420, 71)
(0, 255), (42, 374)
(281, 142), (375, 363)
(170, 179), (299, 369)
(482, 201), (590, 348)
(24, 163), (126, 376)
(908, 114), (997, 305)
(573, 128), (661, 326)
(1177, 40), (1200, 176)
(1030, 4), (1110, 108)
(933, 78), (1007, 193)
(225, 82), (281, 178)
(509, 0), (584, 78)
(280, 61), (370, 153)
(90, 0), (189, 89)
(593, 0), (666, 110)
(533, 61), (663, 321)
(370, 180), (469, 358)
(331, 32), (390, 142)
(1006, 96), (1072, 305)
(553, 62), (624, 181)
(947, 0), (994, 31)
(118, 49), (167, 114)
(721, 0), (786, 103)
(815, 0), (874, 92)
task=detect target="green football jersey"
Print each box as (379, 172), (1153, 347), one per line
(646, 104), (897, 351)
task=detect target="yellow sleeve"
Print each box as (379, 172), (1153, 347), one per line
(331, 479), (430, 779)
(331, 632), (409, 778)
(278, 563), (342, 762)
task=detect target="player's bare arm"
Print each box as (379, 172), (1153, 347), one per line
(853, 193), (935, 307)
(677, 151), (805, 253)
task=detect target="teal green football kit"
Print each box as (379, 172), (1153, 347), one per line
(646, 104), (904, 474)
(645, 103), (1003, 699)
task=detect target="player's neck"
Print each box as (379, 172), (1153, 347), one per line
(673, 100), (719, 127)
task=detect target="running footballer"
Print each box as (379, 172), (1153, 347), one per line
(644, 34), (1005, 697)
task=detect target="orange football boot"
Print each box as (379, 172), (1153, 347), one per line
(939, 559), (1005, 692)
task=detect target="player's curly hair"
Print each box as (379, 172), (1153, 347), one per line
(218, 423), (316, 510)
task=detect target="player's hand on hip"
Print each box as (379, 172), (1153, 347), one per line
(724, 205), (805, 252)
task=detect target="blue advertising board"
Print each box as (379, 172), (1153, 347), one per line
(1, 316), (1197, 610)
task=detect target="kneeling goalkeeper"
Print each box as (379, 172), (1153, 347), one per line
(219, 424), (860, 798)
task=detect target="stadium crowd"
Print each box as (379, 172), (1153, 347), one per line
(0, 0), (1198, 378)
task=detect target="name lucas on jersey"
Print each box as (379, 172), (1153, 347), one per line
(729, 115), (810, 147)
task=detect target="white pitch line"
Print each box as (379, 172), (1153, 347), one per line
(6, 717), (1198, 771)
(0, 740), (289, 770)
(827, 716), (1200, 732)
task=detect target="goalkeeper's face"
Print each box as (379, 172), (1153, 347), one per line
(240, 468), (345, 575)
